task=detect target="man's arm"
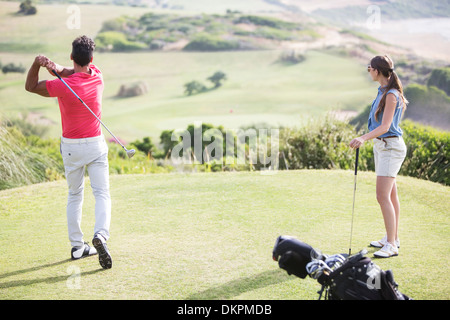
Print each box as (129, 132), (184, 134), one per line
(46, 61), (74, 78)
(25, 55), (50, 97)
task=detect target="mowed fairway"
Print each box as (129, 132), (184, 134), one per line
(0, 170), (448, 300)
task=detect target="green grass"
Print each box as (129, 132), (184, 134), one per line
(0, 170), (448, 299)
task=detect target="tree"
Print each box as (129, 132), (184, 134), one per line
(131, 137), (154, 156)
(160, 129), (177, 156)
(2, 63), (26, 74)
(184, 80), (207, 96)
(207, 71), (227, 88)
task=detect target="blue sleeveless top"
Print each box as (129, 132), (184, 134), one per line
(368, 86), (404, 137)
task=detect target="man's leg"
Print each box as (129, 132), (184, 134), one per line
(66, 166), (86, 248)
(87, 152), (111, 240)
(87, 148), (112, 269)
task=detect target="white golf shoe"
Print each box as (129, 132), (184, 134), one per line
(71, 242), (97, 260)
(370, 235), (400, 249)
(92, 233), (112, 269)
(374, 242), (399, 258)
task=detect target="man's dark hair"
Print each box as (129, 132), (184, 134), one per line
(72, 35), (95, 67)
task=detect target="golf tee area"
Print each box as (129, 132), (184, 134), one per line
(0, 170), (448, 300)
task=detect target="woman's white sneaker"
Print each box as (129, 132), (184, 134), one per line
(374, 242), (399, 258)
(370, 235), (400, 248)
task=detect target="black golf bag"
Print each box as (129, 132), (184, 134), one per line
(272, 235), (411, 300)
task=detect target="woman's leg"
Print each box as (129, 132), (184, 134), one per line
(376, 176), (397, 245)
(390, 180), (400, 241)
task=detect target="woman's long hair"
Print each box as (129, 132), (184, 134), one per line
(370, 55), (408, 121)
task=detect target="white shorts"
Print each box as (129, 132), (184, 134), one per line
(373, 136), (407, 178)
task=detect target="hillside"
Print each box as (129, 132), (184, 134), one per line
(3, 0), (447, 140)
(94, 11), (319, 52)
(1, 0), (448, 136)
(0, 0), (384, 142)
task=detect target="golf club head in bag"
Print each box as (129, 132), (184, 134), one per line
(272, 235), (323, 279)
(316, 249), (411, 300)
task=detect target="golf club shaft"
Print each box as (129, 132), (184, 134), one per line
(349, 147), (359, 255)
(51, 70), (127, 150)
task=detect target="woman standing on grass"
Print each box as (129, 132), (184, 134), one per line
(349, 55), (408, 258)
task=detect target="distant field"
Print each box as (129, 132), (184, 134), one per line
(0, 1), (149, 53)
(1, 48), (374, 142)
(0, 1), (375, 143)
(0, 0), (287, 53)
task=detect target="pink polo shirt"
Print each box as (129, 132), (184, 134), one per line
(46, 64), (104, 139)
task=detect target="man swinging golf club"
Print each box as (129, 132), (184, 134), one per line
(25, 35), (112, 269)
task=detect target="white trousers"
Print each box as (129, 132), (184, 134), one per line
(61, 135), (111, 248)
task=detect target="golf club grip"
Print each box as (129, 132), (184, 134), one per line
(52, 69), (60, 78)
(354, 148), (359, 175)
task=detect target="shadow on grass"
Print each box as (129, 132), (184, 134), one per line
(187, 269), (293, 300)
(0, 258), (104, 289)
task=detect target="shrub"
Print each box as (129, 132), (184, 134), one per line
(400, 120), (449, 185)
(281, 115), (449, 185)
(279, 115), (372, 171)
(2, 62), (26, 74)
(255, 27), (296, 40)
(18, 0), (37, 15)
(403, 84), (450, 131)
(278, 50), (306, 65)
(95, 31), (147, 52)
(131, 136), (155, 156)
(427, 67), (450, 96)
(107, 143), (172, 174)
(183, 33), (240, 51)
(234, 15), (298, 30)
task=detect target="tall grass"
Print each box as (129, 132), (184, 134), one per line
(0, 118), (174, 191)
(2, 113), (448, 191)
(0, 125), (63, 190)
